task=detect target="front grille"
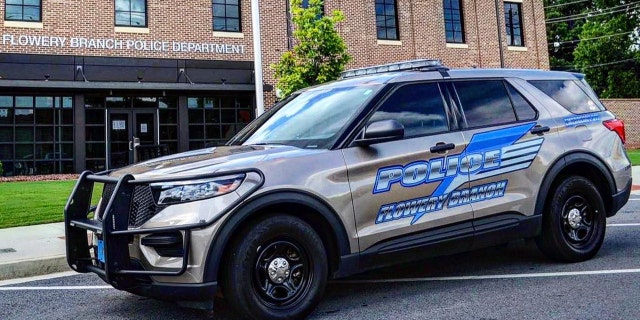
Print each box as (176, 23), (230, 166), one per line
(97, 183), (117, 220)
(129, 185), (166, 227)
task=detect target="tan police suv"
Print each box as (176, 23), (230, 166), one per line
(65, 60), (631, 319)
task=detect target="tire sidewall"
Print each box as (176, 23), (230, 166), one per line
(547, 176), (606, 261)
(224, 215), (328, 320)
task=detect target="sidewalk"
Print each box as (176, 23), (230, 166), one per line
(1, 166), (640, 281)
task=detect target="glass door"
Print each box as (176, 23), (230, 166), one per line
(107, 110), (157, 169)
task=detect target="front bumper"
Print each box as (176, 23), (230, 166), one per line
(64, 169), (261, 301)
(609, 178), (632, 217)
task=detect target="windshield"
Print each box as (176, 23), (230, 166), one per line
(239, 85), (381, 149)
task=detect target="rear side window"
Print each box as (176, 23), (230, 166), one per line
(506, 83), (537, 121)
(528, 80), (604, 114)
(370, 83), (449, 138)
(454, 80), (517, 128)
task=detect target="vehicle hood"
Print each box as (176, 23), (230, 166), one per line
(109, 145), (308, 180)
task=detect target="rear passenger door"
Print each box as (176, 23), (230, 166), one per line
(342, 82), (474, 252)
(448, 79), (559, 225)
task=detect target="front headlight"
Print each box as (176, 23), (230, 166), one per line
(150, 174), (245, 205)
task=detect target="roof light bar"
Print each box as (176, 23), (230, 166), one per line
(341, 59), (444, 78)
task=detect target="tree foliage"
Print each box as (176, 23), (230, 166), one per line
(545, 0), (640, 98)
(272, 0), (351, 98)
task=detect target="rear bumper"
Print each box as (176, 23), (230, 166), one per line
(609, 178), (631, 217)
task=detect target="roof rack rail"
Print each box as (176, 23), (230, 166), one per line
(340, 59), (447, 79)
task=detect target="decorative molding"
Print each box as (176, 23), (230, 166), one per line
(212, 31), (245, 39)
(507, 46), (528, 51)
(114, 27), (150, 34)
(377, 39), (403, 46)
(3, 21), (43, 29)
(446, 43), (469, 49)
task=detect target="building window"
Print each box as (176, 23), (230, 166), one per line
(0, 95), (74, 176)
(375, 0), (399, 40)
(504, 2), (524, 46)
(443, 0), (465, 43)
(187, 95), (253, 149)
(5, 0), (41, 22)
(213, 0), (241, 32)
(115, 0), (147, 27)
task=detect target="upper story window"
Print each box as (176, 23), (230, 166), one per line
(375, 0), (399, 40)
(213, 0), (241, 32)
(115, 0), (147, 27)
(443, 0), (465, 43)
(504, 2), (523, 46)
(5, 0), (41, 22)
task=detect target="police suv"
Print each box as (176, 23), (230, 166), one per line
(65, 60), (631, 319)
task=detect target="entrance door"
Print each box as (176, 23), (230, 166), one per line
(108, 110), (156, 169)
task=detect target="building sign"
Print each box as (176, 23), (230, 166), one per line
(1, 34), (245, 54)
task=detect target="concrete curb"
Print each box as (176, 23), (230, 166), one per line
(0, 256), (70, 281)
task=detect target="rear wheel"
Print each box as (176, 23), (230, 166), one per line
(536, 176), (606, 262)
(222, 214), (328, 320)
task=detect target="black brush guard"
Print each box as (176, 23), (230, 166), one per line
(64, 169), (263, 289)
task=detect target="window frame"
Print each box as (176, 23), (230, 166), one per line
(443, 0), (465, 44)
(213, 0), (242, 33)
(4, 0), (42, 22)
(375, 0), (400, 41)
(114, 0), (148, 28)
(504, 2), (524, 47)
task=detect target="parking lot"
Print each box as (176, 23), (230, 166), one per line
(2, 195), (640, 320)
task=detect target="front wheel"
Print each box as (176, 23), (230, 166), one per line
(536, 176), (606, 262)
(222, 214), (328, 320)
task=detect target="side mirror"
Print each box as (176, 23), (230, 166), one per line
(355, 119), (404, 146)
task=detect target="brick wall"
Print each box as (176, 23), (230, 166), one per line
(0, 0), (549, 106)
(603, 99), (640, 149)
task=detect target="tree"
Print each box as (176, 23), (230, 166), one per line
(545, 0), (640, 98)
(572, 1), (640, 98)
(272, 0), (351, 98)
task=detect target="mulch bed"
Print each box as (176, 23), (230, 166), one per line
(0, 174), (79, 183)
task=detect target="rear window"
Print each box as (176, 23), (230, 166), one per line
(528, 80), (604, 114)
(454, 80), (517, 128)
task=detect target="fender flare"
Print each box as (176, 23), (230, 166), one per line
(534, 151), (615, 217)
(202, 190), (352, 283)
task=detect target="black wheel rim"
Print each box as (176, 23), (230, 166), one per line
(253, 239), (312, 308)
(561, 194), (596, 247)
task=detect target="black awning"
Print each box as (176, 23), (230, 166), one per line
(0, 80), (257, 92)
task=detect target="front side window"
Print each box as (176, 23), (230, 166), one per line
(213, 0), (241, 32)
(375, 0), (399, 40)
(115, 0), (147, 27)
(454, 80), (517, 128)
(5, 0), (41, 22)
(370, 83), (449, 138)
(504, 2), (523, 46)
(443, 0), (465, 43)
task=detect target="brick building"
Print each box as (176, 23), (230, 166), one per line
(0, 0), (549, 176)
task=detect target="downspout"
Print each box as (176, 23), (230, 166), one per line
(494, 0), (505, 67)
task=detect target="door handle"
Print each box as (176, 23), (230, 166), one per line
(530, 125), (550, 135)
(430, 142), (455, 153)
(129, 140), (133, 151)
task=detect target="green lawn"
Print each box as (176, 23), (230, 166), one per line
(627, 149), (640, 166)
(0, 180), (102, 229)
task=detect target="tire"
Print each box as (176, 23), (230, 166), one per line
(535, 176), (606, 262)
(222, 214), (328, 320)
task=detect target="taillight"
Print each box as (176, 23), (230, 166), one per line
(603, 119), (626, 144)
